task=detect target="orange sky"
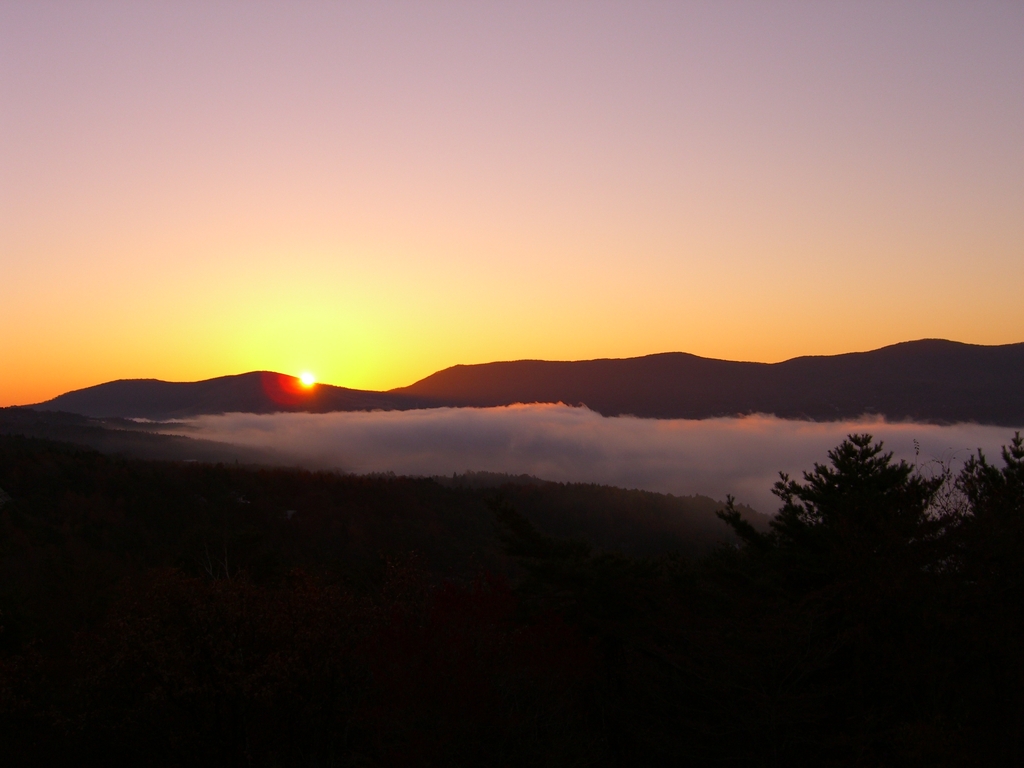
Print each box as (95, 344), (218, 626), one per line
(2, 2), (1023, 407)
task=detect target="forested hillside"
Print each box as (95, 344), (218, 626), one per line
(1, 431), (1023, 765)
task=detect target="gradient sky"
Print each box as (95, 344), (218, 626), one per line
(2, 1), (1022, 406)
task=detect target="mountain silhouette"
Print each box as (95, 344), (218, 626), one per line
(394, 339), (1024, 425)
(32, 372), (429, 420)
(30, 339), (1024, 425)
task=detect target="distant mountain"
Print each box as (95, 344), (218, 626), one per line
(32, 371), (429, 420)
(393, 339), (1024, 426)
(30, 339), (1024, 425)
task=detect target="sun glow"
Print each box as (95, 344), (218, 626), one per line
(299, 372), (316, 387)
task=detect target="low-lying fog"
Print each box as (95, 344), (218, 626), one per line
(164, 405), (1021, 515)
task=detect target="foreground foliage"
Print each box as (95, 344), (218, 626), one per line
(1, 432), (1022, 766)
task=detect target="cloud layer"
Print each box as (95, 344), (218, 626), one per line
(168, 406), (1022, 514)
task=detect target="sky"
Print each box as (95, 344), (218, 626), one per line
(2, 1), (1023, 406)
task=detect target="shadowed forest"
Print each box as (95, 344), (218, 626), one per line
(1, 431), (1023, 766)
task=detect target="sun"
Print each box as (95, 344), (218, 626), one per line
(299, 372), (316, 387)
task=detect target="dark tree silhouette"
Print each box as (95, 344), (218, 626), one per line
(958, 432), (1024, 586)
(720, 434), (946, 587)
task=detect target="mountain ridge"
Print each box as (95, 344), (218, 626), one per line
(29, 339), (1024, 426)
